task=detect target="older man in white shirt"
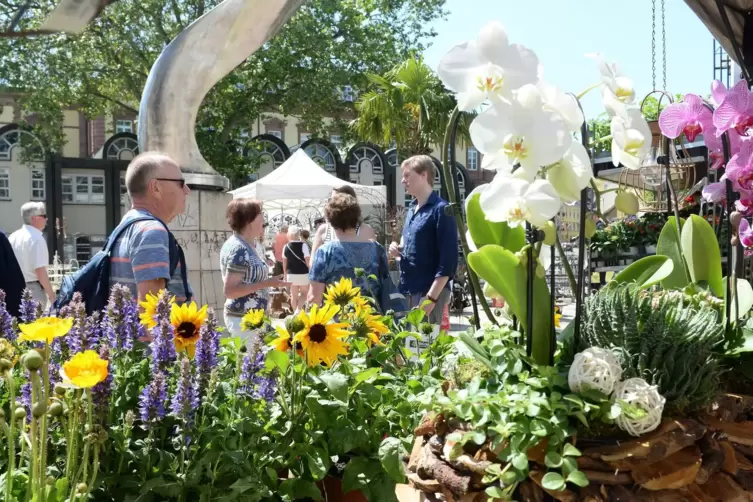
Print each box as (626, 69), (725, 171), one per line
(9, 202), (55, 307)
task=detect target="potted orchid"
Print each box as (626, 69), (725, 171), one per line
(434, 19), (650, 364)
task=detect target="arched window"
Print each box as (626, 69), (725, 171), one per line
(105, 134), (139, 160)
(349, 145), (384, 174)
(245, 136), (289, 178)
(0, 126), (46, 201)
(304, 143), (337, 172)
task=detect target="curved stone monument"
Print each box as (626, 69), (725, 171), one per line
(137, 0), (307, 317)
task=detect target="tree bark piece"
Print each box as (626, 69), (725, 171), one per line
(680, 483), (716, 502)
(415, 413), (437, 437)
(702, 418), (753, 446)
(706, 394), (753, 422)
(406, 471), (442, 493)
(582, 470), (633, 485)
(696, 472), (748, 502)
(408, 437), (425, 473)
(578, 455), (622, 472)
(720, 440), (738, 476)
(519, 480), (544, 502)
(585, 420), (704, 468)
(418, 445), (471, 498)
(529, 469), (577, 502)
(733, 450), (753, 490)
(694, 434), (724, 485)
(578, 485), (605, 502)
(630, 446), (702, 491)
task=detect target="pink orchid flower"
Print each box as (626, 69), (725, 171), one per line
(738, 218), (753, 247)
(724, 139), (753, 191)
(737, 197), (753, 216)
(714, 80), (753, 136)
(702, 180), (727, 203)
(658, 94), (712, 142)
(711, 79), (728, 107)
(704, 126), (742, 170)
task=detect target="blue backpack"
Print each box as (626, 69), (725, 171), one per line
(54, 216), (190, 314)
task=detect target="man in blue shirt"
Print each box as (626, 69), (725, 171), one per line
(389, 155), (458, 323)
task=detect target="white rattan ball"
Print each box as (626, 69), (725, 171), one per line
(613, 377), (665, 437)
(568, 347), (623, 395)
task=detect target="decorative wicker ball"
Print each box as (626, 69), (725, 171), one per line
(568, 347), (623, 396)
(613, 377), (666, 437)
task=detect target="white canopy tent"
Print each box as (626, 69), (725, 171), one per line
(229, 149), (388, 232)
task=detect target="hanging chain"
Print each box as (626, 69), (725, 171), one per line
(651, 0), (657, 90)
(661, 0), (667, 90)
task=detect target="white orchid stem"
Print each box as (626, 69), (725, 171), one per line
(576, 83), (602, 100)
(589, 179), (607, 221)
(442, 106), (498, 326)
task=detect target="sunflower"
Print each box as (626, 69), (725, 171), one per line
(270, 325), (304, 354)
(61, 350), (109, 389)
(353, 304), (388, 345)
(293, 304), (351, 366)
(554, 310), (562, 328)
(170, 302), (208, 358)
(241, 309), (266, 331)
(323, 278), (362, 309)
(18, 317), (74, 344)
(139, 291), (175, 329)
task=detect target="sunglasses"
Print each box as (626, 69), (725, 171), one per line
(156, 178), (187, 188)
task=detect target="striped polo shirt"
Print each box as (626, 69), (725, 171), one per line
(109, 209), (192, 301)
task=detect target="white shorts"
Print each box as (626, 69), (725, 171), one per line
(288, 274), (310, 287)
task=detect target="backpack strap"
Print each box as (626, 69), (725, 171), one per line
(106, 215), (192, 303)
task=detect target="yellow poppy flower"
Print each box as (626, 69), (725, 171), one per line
(241, 309), (266, 331)
(170, 302), (208, 358)
(139, 291), (175, 329)
(61, 350), (109, 388)
(554, 311), (562, 328)
(18, 317), (74, 344)
(293, 304), (351, 367)
(323, 278), (362, 309)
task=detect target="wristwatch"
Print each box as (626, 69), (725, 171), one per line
(426, 294), (438, 303)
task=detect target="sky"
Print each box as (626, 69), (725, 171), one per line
(423, 0), (720, 120)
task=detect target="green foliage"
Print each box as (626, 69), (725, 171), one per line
(0, 0), (447, 184)
(681, 215), (724, 297)
(350, 57), (471, 157)
(573, 284), (725, 412)
(466, 192), (526, 252)
(611, 255), (674, 289)
(416, 326), (616, 497)
(467, 245), (552, 364)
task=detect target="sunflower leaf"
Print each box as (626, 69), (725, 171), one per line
(265, 350), (289, 374)
(319, 373), (349, 403)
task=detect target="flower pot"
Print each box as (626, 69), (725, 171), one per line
(597, 261), (605, 268)
(316, 476), (368, 502)
(645, 244), (657, 254)
(628, 246), (639, 256)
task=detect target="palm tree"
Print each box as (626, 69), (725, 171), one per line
(350, 57), (472, 156)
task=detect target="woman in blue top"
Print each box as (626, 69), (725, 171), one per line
(308, 193), (389, 305)
(220, 198), (288, 340)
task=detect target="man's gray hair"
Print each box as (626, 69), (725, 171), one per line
(21, 201), (45, 225)
(125, 152), (177, 197)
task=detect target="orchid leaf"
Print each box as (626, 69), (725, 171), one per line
(656, 216), (689, 290)
(724, 277), (753, 322)
(466, 192), (525, 252)
(611, 255), (674, 289)
(468, 245), (552, 365)
(681, 215), (723, 297)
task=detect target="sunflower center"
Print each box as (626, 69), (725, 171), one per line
(176, 322), (197, 339)
(308, 324), (328, 343)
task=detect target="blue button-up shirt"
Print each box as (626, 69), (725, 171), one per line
(399, 192), (459, 295)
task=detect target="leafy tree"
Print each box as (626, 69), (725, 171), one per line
(350, 57), (472, 158)
(0, 0), (447, 186)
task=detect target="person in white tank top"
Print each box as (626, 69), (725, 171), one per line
(310, 186), (376, 259)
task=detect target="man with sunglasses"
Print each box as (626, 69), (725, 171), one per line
(9, 202), (55, 307)
(109, 152), (193, 304)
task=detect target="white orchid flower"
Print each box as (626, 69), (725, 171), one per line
(546, 142), (593, 202)
(587, 53), (635, 119)
(538, 80), (584, 132)
(437, 21), (539, 111)
(611, 108), (651, 170)
(479, 175), (561, 228)
(470, 84), (572, 178)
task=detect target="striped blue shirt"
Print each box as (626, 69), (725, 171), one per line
(109, 209), (192, 301)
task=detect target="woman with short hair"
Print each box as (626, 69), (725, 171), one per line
(308, 193), (389, 305)
(309, 185), (376, 259)
(282, 225), (310, 312)
(220, 198), (288, 340)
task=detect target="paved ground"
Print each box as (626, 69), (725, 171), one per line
(447, 301), (576, 334)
